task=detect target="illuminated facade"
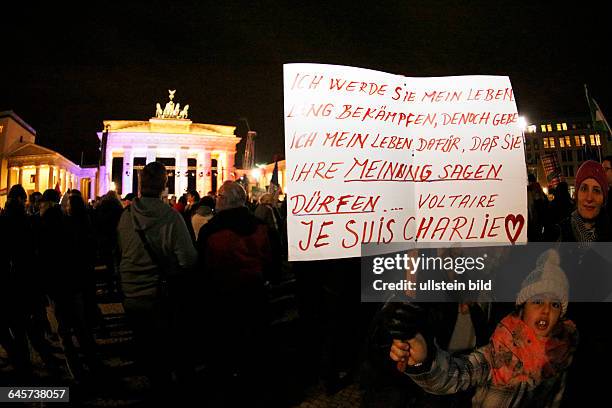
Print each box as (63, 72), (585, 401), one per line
(98, 91), (241, 196)
(524, 117), (611, 192)
(0, 111), (97, 206)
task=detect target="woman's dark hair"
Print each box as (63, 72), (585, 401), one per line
(68, 194), (87, 217)
(187, 189), (200, 202)
(200, 195), (215, 210)
(5, 185), (27, 215)
(8, 184), (27, 202)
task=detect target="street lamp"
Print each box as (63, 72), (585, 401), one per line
(517, 116), (527, 142)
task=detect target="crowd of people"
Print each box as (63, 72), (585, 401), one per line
(0, 156), (611, 407)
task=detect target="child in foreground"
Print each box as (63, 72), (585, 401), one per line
(389, 249), (578, 408)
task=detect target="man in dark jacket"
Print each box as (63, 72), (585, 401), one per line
(196, 181), (280, 403)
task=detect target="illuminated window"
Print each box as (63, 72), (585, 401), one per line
(562, 123), (568, 130)
(559, 137), (565, 148)
(574, 136), (581, 146)
(556, 124), (562, 131)
(572, 124), (577, 129)
(547, 124), (553, 132)
(590, 134), (596, 145)
(565, 136), (571, 147)
(541, 125), (547, 132)
(543, 138), (549, 149)
(528, 125), (537, 133)
(596, 134), (601, 146)
(581, 135), (586, 145)
(549, 137), (555, 148)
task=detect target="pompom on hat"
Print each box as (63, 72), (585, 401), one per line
(516, 249), (569, 316)
(575, 160), (608, 203)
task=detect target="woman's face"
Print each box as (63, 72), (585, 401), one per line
(522, 295), (562, 338)
(576, 178), (604, 220)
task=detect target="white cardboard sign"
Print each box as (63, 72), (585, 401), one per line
(283, 64), (526, 261)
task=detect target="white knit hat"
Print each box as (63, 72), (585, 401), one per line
(516, 249), (569, 316)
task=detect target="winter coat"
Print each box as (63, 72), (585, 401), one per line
(117, 197), (197, 298)
(406, 315), (577, 408)
(196, 206), (280, 295)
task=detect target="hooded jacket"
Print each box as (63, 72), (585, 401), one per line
(117, 197), (197, 298)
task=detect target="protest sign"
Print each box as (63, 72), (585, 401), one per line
(284, 64), (526, 261)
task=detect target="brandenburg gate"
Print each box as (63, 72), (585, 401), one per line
(98, 91), (241, 196)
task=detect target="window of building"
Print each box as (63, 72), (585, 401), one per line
(547, 124), (553, 132)
(590, 134), (596, 145)
(595, 134), (601, 146)
(528, 125), (537, 133)
(581, 135), (586, 145)
(543, 138), (549, 149)
(574, 135), (581, 146)
(559, 137), (565, 148)
(577, 150), (584, 162)
(567, 150), (573, 162)
(541, 124), (547, 132)
(562, 123), (568, 131)
(572, 124), (577, 129)
(556, 124), (562, 131)
(549, 137), (555, 148)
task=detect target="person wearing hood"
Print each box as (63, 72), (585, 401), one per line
(389, 249), (578, 408)
(555, 160), (610, 242)
(196, 180), (280, 404)
(117, 162), (197, 392)
(191, 195), (214, 238)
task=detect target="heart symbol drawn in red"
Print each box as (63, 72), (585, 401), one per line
(504, 214), (525, 244)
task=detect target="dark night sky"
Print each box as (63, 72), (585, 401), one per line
(1, 1), (610, 166)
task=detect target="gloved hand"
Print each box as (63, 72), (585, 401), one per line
(382, 302), (432, 372)
(382, 302), (428, 341)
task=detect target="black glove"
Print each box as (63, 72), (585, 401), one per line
(382, 302), (428, 341)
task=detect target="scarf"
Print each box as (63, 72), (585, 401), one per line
(570, 210), (597, 244)
(487, 314), (577, 389)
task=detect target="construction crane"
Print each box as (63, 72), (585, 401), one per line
(239, 118), (256, 170)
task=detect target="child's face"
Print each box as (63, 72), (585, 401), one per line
(522, 295), (562, 338)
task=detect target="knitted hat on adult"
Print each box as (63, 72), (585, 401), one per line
(575, 160), (608, 203)
(516, 249), (569, 316)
